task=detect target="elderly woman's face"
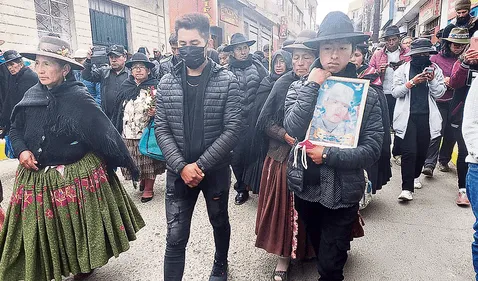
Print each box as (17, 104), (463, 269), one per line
(131, 62), (150, 82)
(6, 60), (23, 75)
(292, 49), (316, 77)
(319, 40), (353, 74)
(233, 44), (250, 61)
(274, 55), (287, 75)
(34, 55), (70, 89)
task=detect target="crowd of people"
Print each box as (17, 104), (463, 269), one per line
(0, 2), (478, 281)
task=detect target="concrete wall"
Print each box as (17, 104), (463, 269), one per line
(0, 0), (38, 52)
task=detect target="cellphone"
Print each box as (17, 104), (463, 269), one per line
(471, 37), (478, 51)
(424, 67), (434, 74)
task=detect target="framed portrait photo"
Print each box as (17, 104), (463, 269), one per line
(305, 76), (370, 149)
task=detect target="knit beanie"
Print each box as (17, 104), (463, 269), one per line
(456, 0), (471, 11)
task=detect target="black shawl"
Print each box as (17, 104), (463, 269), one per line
(358, 64), (392, 192)
(112, 75), (159, 135)
(242, 50), (293, 193)
(10, 74), (138, 177)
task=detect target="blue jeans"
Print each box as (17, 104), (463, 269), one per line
(467, 163), (478, 280)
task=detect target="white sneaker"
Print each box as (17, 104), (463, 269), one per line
(398, 190), (413, 201)
(414, 178), (422, 189)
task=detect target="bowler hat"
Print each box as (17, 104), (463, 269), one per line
(73, 49), (89, 59)
(443, 28), (470, 44)
(125, 52), (155, 69)
(0, 50), (22, 65)
(405, 38), (438, 56)
(303, 12), (369, 48)
(107, 44), (126, 56)
(20, 35), (84, 70)
(282, 30), (318, 52)
(456, 0), (471, 11)
(381, 25), (406, 39)
(223, 33), (256, 52)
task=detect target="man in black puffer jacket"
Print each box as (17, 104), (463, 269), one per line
(284, 12), (383, 281)
(224, 33), (268, 205)
(155, 14), (242, 281)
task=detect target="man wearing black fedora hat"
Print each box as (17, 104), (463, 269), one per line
(82, 44), (129, 120)
(284, 11), (383, 281)
(226, 32), (268, 205)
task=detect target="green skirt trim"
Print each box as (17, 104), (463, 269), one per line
(0, 153), (145, 281)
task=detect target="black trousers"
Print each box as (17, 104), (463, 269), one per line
(424, 102), (456, 169)
(164, 167), (231, 281)
(0, 179), (3, 203)
(295, 196), (358, 281)
(401, 114), (431, 192)
(386, 94), (396, 127)
(453, 124), (469, 190)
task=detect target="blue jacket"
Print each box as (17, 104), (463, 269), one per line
(73, 70), (101, 105)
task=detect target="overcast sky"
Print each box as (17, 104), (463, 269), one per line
(316, 0), (354, 25)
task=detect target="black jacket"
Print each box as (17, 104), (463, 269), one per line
(0, 67), (38, 135)
(9, 76), (138, 177)
(81, 59), (129, 119)
(154, 59), (243, 175)
(228, 55), (268, 120)
(284, 61), (383, 207)
(157, 55), (180, 81)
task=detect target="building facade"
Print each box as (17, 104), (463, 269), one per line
(0, 0), (170, 55)
(168, 0), (317, 52)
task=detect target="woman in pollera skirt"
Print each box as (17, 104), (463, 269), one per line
(0, 35), (145, 281)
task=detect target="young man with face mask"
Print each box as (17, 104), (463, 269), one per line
(453, 0), (478, 36)
(284, 12), (384, 281)
(154, 13), (242, 281)
(224, 32), (268, 205)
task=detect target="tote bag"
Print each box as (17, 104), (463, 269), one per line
(139, 120), (164, 161)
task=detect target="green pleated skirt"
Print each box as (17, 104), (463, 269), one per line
(0, 153), (145, 281)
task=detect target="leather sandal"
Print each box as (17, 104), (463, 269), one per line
(141, 190), (154, 203)
(272, 270), (287, 281)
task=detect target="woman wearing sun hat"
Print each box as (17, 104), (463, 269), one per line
(111, 52), (166, 203)
(253, 30), (316, 281)
(284, 12), (383, 280)
(422, 26), (468, 180)
(0, 35), (144, 281)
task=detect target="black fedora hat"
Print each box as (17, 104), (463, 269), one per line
(303, 12), (369, 48)
(125, 52), (155, 69)
(0, 50), (22, 65)
(381, 25), (406, 39)
(223, 33), (256, 52)
(21, 35), (84, 70)
(405, 38), (438, 56)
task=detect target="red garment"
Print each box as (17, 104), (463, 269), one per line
(369, 47), (411, 75)
(431, 52), (459, 102)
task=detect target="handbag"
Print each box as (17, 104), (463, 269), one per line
(4, 135), (15, 159)
(351, 212), (365, 239)
(139, 120), (164, 161)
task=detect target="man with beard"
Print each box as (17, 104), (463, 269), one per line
(225, 33), (268, 205)
(82, 44), (129, 120)
(453, 0), (478, 36)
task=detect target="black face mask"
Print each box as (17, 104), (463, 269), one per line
(457, 14), (471, 26)
(179, 45), (206, 69)
(411, 55), (431, 68)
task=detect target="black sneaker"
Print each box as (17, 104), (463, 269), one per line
(209, 260), (228, 281)
(234, 191), (249, 205)
(422, 166), (434, 177)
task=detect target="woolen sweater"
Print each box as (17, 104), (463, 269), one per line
(431, 52), (458, 102)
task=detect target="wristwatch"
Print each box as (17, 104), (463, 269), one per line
(322, 147), (330, 164)
(409, 79), (416, 87)
(304, 80), (321, 88)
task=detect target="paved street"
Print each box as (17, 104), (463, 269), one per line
(0, 158), (475, 281)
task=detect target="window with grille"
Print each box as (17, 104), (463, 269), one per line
(34, 0), (72, 43)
